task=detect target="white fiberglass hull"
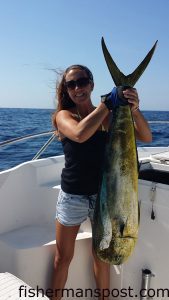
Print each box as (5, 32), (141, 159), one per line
(0, 147), (169, 299)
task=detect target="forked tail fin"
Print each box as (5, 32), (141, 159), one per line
(101, 37), (158, 87)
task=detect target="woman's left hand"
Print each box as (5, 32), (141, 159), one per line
(123, 88), (139, 113)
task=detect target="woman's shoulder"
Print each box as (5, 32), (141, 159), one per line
(56, 108), (79, 121)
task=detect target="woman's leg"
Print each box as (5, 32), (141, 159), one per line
(51, 220), (80, 300)
(92, 249), (110, 300)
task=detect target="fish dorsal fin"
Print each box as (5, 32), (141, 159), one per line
(101, 37), (158, 87)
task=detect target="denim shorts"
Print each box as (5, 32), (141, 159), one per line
(56, 189), (97, 226)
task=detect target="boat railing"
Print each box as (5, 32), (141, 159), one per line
(0, 120), (169, 162)
(0, 130), (57, 160)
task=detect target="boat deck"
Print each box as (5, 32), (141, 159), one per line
(0, 147), (169, 299)
(0, 272), (49, 299)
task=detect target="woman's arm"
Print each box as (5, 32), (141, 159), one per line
(56, 87), (152, 143)
(56, 103), (109, 143)
(123, 88), (152, 142)
(132, 109), (152, 142)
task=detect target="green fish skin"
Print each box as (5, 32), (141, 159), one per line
(92, 39), (157, 265)
(93, 105), (138, 265)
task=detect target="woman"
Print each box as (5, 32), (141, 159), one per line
(51, 64), (152, 300)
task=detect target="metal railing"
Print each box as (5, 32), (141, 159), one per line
(0, 130), (57, 160)
(0, 120), (169, 161)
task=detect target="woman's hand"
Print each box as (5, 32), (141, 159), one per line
(123, 88), (139, 113)
(101, 86), (140, 111)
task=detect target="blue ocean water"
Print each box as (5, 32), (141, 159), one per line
(0, 108), (169, 171)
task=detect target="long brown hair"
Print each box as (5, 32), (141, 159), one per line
(52, 65), (94, 129)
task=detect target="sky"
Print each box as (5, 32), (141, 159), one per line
(0, 0), (169, 110)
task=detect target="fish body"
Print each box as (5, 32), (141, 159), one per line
(92, 38), (157, 264)
(93, 105), (138, 264)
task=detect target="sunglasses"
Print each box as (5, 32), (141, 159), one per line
(65, 77), (91, 90)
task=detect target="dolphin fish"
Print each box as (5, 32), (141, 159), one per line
(92, 38), (158, 265)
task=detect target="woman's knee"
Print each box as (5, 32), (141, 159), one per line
(92, 248), (109, 268)
(54, 249), (74, 269)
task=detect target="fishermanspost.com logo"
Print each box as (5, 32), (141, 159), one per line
(18, 285), (169, 298)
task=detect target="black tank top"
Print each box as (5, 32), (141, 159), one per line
(61, 131), (108, 195)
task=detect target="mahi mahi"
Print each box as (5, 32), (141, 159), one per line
(92, 38), (157, 265)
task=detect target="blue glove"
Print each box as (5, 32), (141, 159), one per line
(101, 86), (130, 110)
